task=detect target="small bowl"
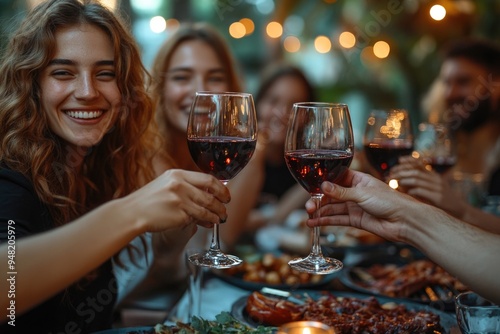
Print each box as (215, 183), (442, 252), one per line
(455, 291), (500, 333)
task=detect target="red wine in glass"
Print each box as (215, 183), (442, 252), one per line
(416, 123), (457, 175)
(285, 150), (353, 194)
(363, 143), (414, 179)
(427, 156), (456, 174)
(284, 102), (354, 274)
(187, 92), (257, 269)
(188, 137), (256, 180)
(363, 109), (414, 183)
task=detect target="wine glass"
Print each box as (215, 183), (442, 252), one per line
(415, 122), (457, 174)
(284, 102), (354, 274)
(187, 92), (257, 268)
(363, 109), (414, 186)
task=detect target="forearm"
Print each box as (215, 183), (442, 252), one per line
(0, 198), (142, 317)
(461, 205), (500, 234)
(405, 204), (500, 304)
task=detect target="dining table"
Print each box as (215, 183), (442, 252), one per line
(116, 246), (463, 334)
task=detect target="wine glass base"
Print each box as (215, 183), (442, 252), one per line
(188, 249), (242, 269)
(288, 254), (343, 274)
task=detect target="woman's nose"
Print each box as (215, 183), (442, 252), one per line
(193, 77), (209, 93)
(74, 75), (99, 99)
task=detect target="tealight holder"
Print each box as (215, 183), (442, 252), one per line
(277, 321), (336, 334)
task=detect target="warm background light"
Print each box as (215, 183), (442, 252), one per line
(239, 18), (255, 36)
(373, 40), (390, 58)
(283, 36), (301, 53)
(314, 35), (332, 53)
(149, 16), (166, 33)
(430, 4), (446, 21)
(339, 31), (356, 48)
(165, 18), (180, 31)
(266, 21), (283, 38)
(229, 21), (246, 39)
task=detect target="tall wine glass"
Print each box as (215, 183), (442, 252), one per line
(187, 92), (257, 268)
(284, 102), (354, 274)
(416, 122), (457, 174)
(363, 109), (414, 186)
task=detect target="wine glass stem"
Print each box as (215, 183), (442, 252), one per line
(209, 223), (221, 252)
(208, 180), (228, 252)
(311, 194), (324, 257)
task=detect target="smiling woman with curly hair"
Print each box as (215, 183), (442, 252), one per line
(0, 1), (230, 332)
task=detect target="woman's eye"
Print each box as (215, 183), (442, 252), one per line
(52, 70), (72, 77)
(97, 71), (116, 79)
(170, 75), (189, 82)
(209, 76), (225, 83)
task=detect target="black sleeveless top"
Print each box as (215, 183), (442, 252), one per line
(0, 168), (117, 333)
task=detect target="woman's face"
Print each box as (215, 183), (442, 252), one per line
(257, 75), (310, 147)
(163, 39), (230, 133)
(39, 24), (120, 150)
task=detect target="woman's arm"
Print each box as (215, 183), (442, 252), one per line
(0, 169), (229, 319)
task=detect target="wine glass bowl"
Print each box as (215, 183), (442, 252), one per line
(363, 109), (414, 183)
(415, 122), (456, 174)
(187, 92), (257, 269)
(284, 102), (354, 274)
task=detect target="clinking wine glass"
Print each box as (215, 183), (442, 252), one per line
(284, 102), (354, 274)
(187, 92), (257, 269)
(363, 109), (414, 186)
(415, 122), (457, 174)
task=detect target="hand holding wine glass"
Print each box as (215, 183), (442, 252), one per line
(363, 109), (414, 186)
(187, 92), (257, 268)
(284, 102), (354, 274)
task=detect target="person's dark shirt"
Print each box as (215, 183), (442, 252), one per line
(0, 167), (116, 333)
(488, 167), (500, 196)
(259, 162), (297, 205)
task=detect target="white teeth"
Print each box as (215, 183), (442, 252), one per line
(66, 111), (103, 119)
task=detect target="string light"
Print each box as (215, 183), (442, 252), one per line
(430, 4), (446, 21)
(314, 35), (332, 53)
(229, 21), (246, 39)
(266, 21), (283, 38)
(239, 18), (255, 36)
(339, 31), (356, 48)
(373, 40), (390, 58)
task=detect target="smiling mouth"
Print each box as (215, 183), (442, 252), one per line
(65, 111), (104, 119)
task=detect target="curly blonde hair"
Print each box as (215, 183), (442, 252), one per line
(0, 0), (158, 226)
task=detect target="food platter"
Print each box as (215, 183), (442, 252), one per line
(231, 290), (458, 333)
(211, 252), (340, 291)
(339, 254), (466, 312)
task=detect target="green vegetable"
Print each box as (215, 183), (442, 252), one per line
(173, 311), (275, 334)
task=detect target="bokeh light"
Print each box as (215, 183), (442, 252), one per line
(165, 18), (180, 32)
(430, 4), (446, 21)
(149, 16), (166, 33)
(314, 35), (332, 53)
(266, 21), (283, 38)
(229, 22), (246, 39)
(388, 179), (399, 189)
(239, 18), (255, 36)
(284, 36), (301, 53)
(373, 40), (390, 58)
(339, 31), (356, 48)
